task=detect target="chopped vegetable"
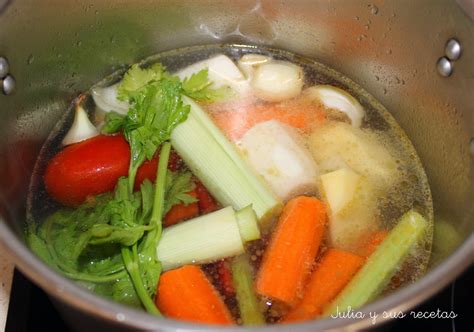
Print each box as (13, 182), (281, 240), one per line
(239, 120), (319, 201)
(156, 206), (259, 271)
(62, 101), (99, 146)
(282, 249), (364, 322)
(357, 230), (388, 257)
(309, 121), (399, 190)
(170, 97), (281, 221)
(255, 196), (327, 306)
(251, 61), (304, 102)
(304, 85), (365, 127)
(235, 205), (260, 242)
(231, 254), (265, 326)
(156, 265), (234, 325)
(320, 167), (361, 215)
(323, 210), (428, 315)
(163, 189), (199, 227)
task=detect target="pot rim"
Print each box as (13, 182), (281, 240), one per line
(1, 218), (472, 331)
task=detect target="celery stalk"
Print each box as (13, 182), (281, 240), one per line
(236, 205), (261, 242)
(157, 206), (260, 271)
(231, 254), (265, 326)
(170, 97), (281, 222)
(323, 210), (428, 315)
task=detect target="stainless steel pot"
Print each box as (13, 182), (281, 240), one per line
(0, 1), (472, 331)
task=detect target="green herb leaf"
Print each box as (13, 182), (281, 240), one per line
(182, 69), (232, 102)
(102, 111), (125, 134)
(117, 63), (166, 102)
(164, 171), (198, 214)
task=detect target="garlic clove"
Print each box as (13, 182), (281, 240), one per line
(250, 61), (304, 102)
(237, 54), (272, 79)
(62, 104), (99, 146)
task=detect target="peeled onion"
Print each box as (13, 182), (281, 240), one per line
(304, 85), (364, 127)
(62, 104), (99, 146)
(91, 83), (129, 115)
(251, 61), (304, 102)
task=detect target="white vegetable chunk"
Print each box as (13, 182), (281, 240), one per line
(309, 122), (399, 191)
(62, 105), (99, 146)
(321, 168), (361, 215)
(91, 83), (129, 115)
(237, 54), (271, 79)
(328, 178), (379, 253)
(305, 85), (365, 127)
(239, 120), (319, 201)
(176, 54), (249, 94)
(251, 61), (304, 102)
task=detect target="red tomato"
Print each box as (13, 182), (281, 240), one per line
(44, 135), (184, 206)
(44, 135), (131, 206)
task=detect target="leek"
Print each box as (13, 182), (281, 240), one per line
(323, 210), (428, 315)
(236, 205), (260, 242)
(231, 254), (265, 326)
(157, 206), (260, 271)
(170, 97), (281, 222)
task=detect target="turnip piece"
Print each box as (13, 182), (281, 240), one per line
(305, 85), (364, 127)
(251, 61), (304, 102)
(62, 104), (99, 146)
(321, 168), (361, 215)
(239, 120), (319, 201)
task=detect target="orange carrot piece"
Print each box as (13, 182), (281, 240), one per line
(358, 230), (388, 257)
(163, 190), (199, 227)
(156, 265), (234, 325)
(282, 249), (364, 322)
(212, 101), (325, 141)
(255, 196), (327, 306)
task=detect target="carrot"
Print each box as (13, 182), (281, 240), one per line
(358, 230), (388, 257)
(195, 181), (220, 214)
(255, 196), (327, 306)
(217, 259), (235, 296)
(211, 100), (326, 141)
(156, 265), (234, 325)
(163, 189), (199, 227)
(282, 249), (364, 322)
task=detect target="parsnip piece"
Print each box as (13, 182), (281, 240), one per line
(305, 85), (364, 127)
(251, 61), (304, 102)
(176, 54), (249, 94)
(321, 168), (361, 215)
(62, 105), (99, 146)
(239, 120), (319, 201)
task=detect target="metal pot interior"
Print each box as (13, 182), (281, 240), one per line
(0, 0), (472, 330)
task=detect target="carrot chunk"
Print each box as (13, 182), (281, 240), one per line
(255, 196), (327, 306)
(156, 265), (234, 325)
(282, 248), (364, 322)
